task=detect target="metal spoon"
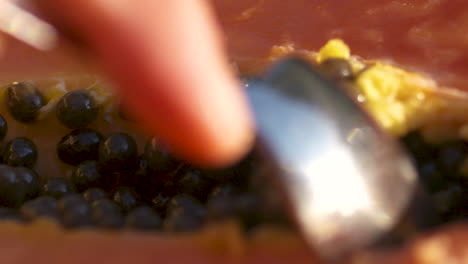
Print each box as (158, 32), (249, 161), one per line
(246, 57), (420, 260)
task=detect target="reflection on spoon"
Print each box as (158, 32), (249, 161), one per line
(247, 57), (418, 259)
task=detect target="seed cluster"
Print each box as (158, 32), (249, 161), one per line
(401, 132), (468, 222)
(0, 66), (466, 237)
(0, 82), (288, 233)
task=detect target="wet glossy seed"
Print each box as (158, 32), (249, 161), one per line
(58, 194), (93, 228)
(437, 142), (466, 176)
(3, 137), (38, 168)
(151, 194), (171, 215)
(6, 82), (45, 123)
(206, 193), (260, 224)
(41, 178), (77, 199)
(57, 128), (103, 166)
(401, 132), (436, 162)
(21, 196), (59, 221)
(99, 133), (138, 172)
(144, 138), (179, 174)
(72, 161), (103, 192)
(232, 193), (263, 229)
(208, 184), (239, 201)
(163, 195), (205, 232)
(82, 188), (107, 203)
(203, 167), (238, 183)
(15, 167), (40, 200)
(0, 207), (25, 222)
(124, 157), (151, 196)
(56, 90), (98, 129)
(177, 169), (214, 202)
(0, 165), (27, 207)
(91, 199), (124, 229)
(432, 185), (465, 217)
(113, 187), (140, 213)
(0, 114), (7, 141)
(125, 206), (162, 230)
(418, 163), (446, 192)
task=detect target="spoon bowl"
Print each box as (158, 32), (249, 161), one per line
(246, 57), (419, 260)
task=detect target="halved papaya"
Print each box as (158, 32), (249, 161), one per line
(0, 1), (467, 264)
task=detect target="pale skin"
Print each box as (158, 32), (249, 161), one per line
(0, 0), (254, 168)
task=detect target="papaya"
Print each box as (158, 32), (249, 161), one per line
(0, 0), (467, 263)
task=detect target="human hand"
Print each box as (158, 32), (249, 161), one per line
(1, 0), (254, 168)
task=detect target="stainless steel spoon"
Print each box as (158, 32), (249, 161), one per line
(246, 57), (421, 260)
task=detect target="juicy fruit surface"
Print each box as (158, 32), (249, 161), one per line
(214, 0), (468, 91)
(0, 0), (468, 263)
(0, 43), (463, 264)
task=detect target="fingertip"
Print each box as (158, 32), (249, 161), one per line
(38, 0), (256, 168)
(177, 77), (256, 168)
(125, 67), (256, 169)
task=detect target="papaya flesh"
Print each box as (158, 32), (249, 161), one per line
(0, 1), (468, 264)
(214, 0), (468, 91)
